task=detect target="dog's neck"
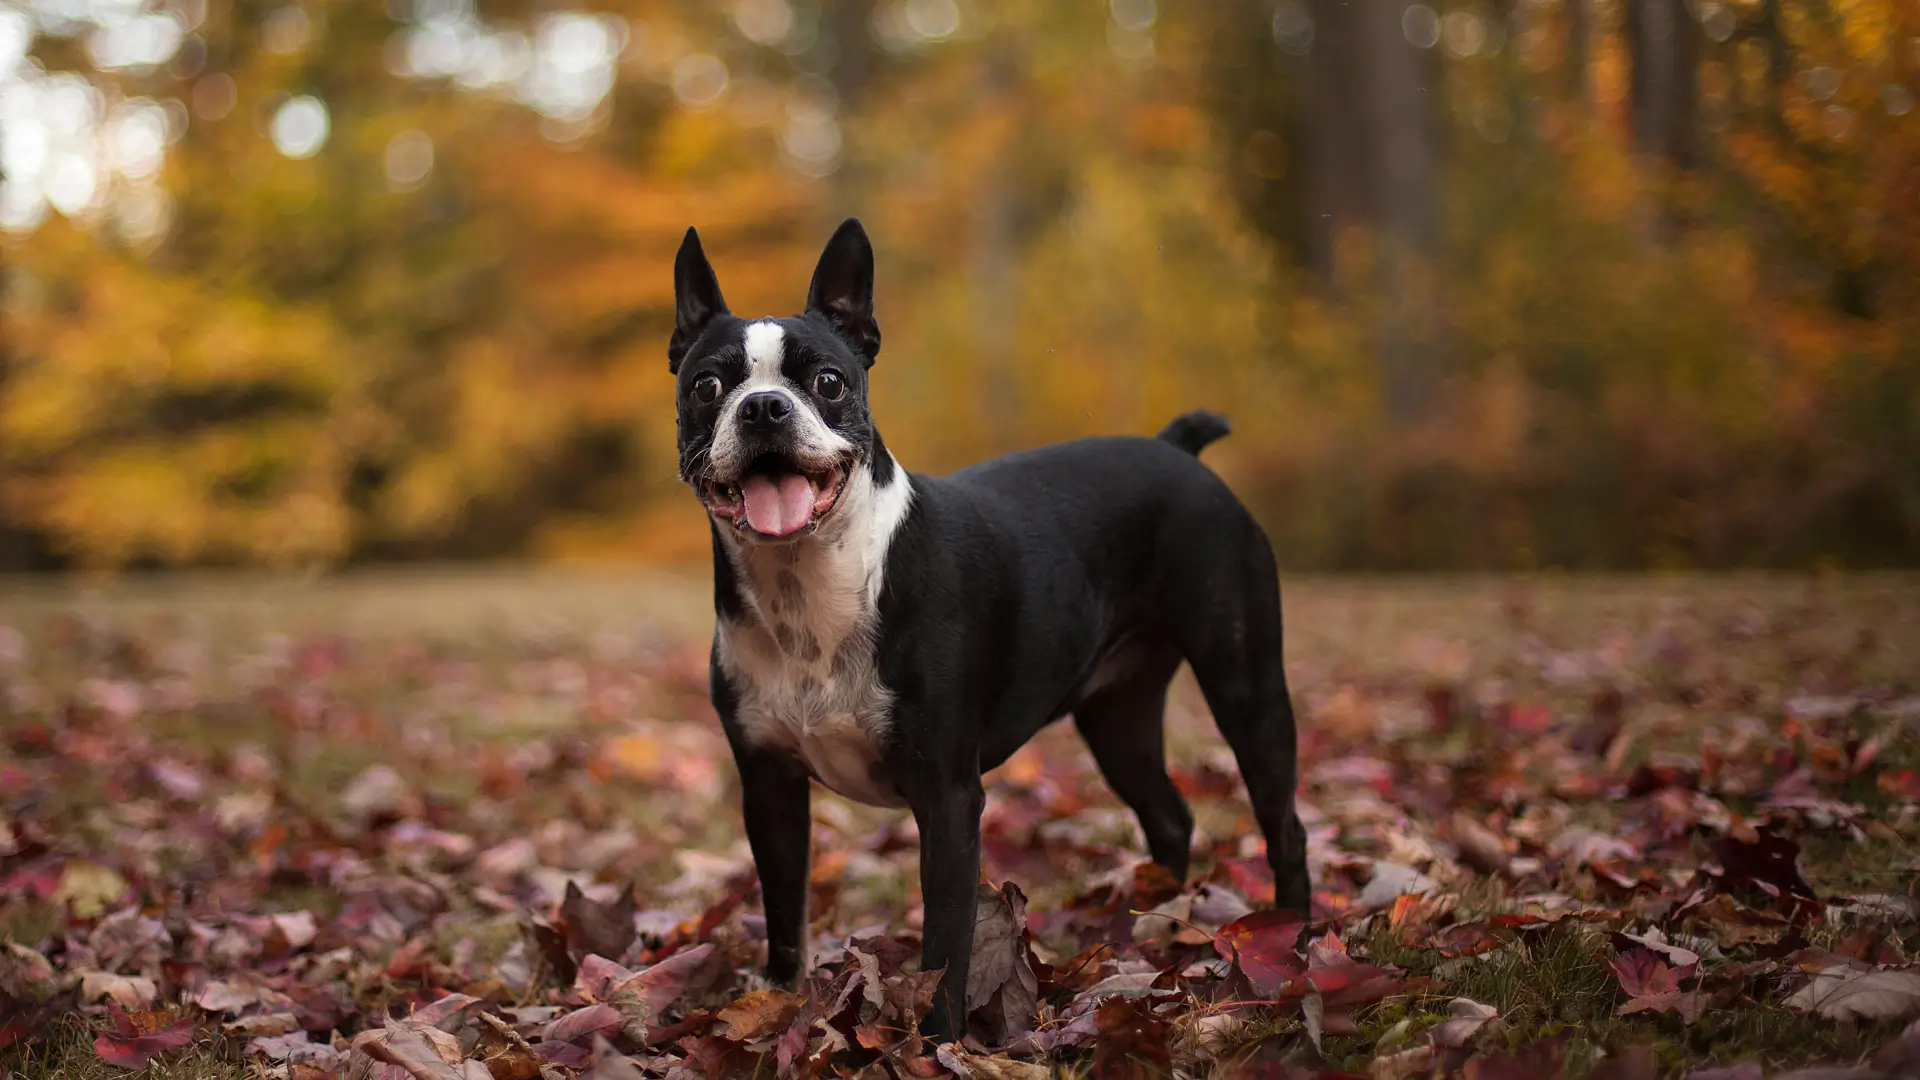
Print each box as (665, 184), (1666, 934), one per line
(717, 449), (913, 651)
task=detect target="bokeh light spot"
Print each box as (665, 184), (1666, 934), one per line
(1820, 104), (1853, 142)
(0, 8), (32, 80)
(1403, 5), (1440, 50)
(733, 0), (793, 47)
(45, 153), (99, 216)
(1271, 1), (1313, 56)
(903, 0), (958, 42)
(1804, 65), (1840, 102)
(671, 53), (729, 109)
(269, 94), (330, 159)
(261, 6), (313, 55)
(1110, 0), (1155, 33)
(192, 72), (236, 119)
(780, 101), (840, 178)
(109, 99), (169, 182)
(1441, 10), (1486, 60)
(384, 129), (435, 191)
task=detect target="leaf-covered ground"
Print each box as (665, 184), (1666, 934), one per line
(2, 572), (1919, 1080)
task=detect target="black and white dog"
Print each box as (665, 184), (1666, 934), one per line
(669, 219), (1309, 1041)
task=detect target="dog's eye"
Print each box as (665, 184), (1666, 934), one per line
(812, 369), (845, 401)
(692, 375), (723, 404)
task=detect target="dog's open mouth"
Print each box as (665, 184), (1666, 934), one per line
(702, 456), (850, 539)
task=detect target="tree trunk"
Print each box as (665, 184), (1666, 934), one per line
(1303, 0), (1363, 288)
(971, 49), (1022, 450)
(824, 0), (876, 220)
(1353, 0), (1442, 420)
(1759, 0), (1790, 135)
(1296, 0), (1444, 418)
(1565, 0), (1591, 112)
(1628, 0), (1701, 169)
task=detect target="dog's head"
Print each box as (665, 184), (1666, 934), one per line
(670, 219), (883, 542)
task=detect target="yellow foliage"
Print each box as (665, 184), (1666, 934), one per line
(1, 0), (1916, 570)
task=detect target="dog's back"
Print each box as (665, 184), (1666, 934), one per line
(896, 413), (1276, 764)
(935, 410), (1263, 604)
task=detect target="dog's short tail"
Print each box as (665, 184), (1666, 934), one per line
(1157, 410), (1232, 456)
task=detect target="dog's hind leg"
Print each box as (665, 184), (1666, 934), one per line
(1172, 534), (1312, 915)
(1074, 649), (1194, 880)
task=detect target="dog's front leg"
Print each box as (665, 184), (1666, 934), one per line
(715, 666), (813, 986)
(736, 743), (813, 985)
(907, 770), (984, 1044)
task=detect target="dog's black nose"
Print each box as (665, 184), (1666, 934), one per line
(738, 391), (793, 432)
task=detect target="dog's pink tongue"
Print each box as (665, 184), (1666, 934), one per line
(742, 474), (817, 537)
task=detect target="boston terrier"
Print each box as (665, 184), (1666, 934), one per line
(669, 218), (1310, 1042)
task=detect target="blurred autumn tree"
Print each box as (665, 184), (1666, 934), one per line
(0, 0), (1915, 571)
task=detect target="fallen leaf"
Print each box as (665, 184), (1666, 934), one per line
(1684, 1065), (1763, 1080)
(340, 764), (412, 821)
(1788, 966), (1920, 1021)
(54, 861), (129, 919)
(561, 882), (638, 964)
(1464, 1034), (1569, 1080)
(1450, 812), (1512, 876)
(1610, 950), (1686, 998)
(0, 942), (56, 1002)
(353, 1022), (467, 1080)
(959, 1055), (1051, 1080)
(1871, 1018), (1920, 1074)
(965, 881), (1039, 1045)
(1089, 997), (1170, 1080)
(1611, 928), (1702, 968)
(1215, 910), (1306, 996)
(1713, 829), (1821, 921)
(193, 978), (267, 1014)
(544, 1003), (625, 1044)
(1370, 1045), (1437, 1080)
(1588, 1044), (1658, 1080)
(1430, 998), (1500, 1048)
(1358, 862), (1436, 908)
(93, 1006), (196, 1070)
(716, 988), (801, 1042)
(80, 972), (159, 1010)
(474, 1020), (544, 1080)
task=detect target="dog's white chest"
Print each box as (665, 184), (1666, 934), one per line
(715, 503), (908, 809)
(720, 618), (902, 808)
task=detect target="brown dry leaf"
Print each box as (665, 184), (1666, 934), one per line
(352, 1021), (467, 1080)
(1450, 811), (1512, 876)
(475, 1025), (544, 1080)
(1872, 1018), (1920, 1074)
(0, 942), (56, 1002)
(1430, 998), (1501, 1048)
(943, 1051), (1050, 1080)
(1370, 1045), (1436, 1080)
(716, 988), (802, 1042)
(966, 881), (1039, 1045)
(1788, 966), (1920, 1021)
(1589, 1045), (1658, 1080)
(561, 882), (638, 963)
(1089, 997), (1171, 1080)
(53, 861), (128, 919)
(79, 972), (158, 1010)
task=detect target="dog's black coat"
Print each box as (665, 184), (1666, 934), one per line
(671, 220), (1309, 1042)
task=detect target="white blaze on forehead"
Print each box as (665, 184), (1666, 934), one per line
(743, 320), (785, 382)
(707, 317), (852, 482)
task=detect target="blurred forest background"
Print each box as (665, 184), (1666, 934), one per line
(1, 0), (1916, 572)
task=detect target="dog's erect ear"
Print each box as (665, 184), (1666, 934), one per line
(670, 227), (728, 374)
(805, 218), (880, 364)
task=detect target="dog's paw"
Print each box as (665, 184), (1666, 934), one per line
(741, 970), (775, 994)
